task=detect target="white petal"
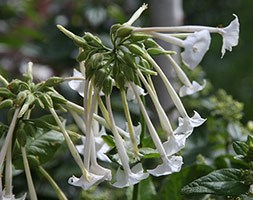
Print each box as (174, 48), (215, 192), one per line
(221, 14), (240, 58)
(68, 173), (104, 190)
(90, 164), (112, 181)
(179, 80), (206, 97)
(112, 163), (149, 188)
(68, 69), (85, 97)
(126, 83), (146, 103)
(162, 134), (187, 156)
(181, 30), (211, 70)
(147, 156), (183, 176)
(174, 111), (206, 135)
(2, 191), (26, 200)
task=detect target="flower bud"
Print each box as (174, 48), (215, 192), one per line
(0, 99), (13, 109)
(102, 77), (113, 95)
(18, 93), (35, 118)
(95, 68), (107, 88)
(24, 123), (36, 137)
(44, 77), (64, 87)
(48, 92), (67, 105)
(144, 39), (160, 49)
(16, 90), (29, 107)
(83, 32), (103, 48)
(40, 93), (53, 108)
(147, 48), (175, 56)
(130, 33), (150, 42)
(115, 26), (133, 38)
(0, 87), (15, 98)
(127, 44), (146, 56)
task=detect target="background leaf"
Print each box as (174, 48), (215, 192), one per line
(181, 168), (250, 196)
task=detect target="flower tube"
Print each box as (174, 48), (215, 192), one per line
(105, 95), (148, 188)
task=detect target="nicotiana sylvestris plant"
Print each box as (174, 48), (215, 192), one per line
(0, 3), (239, 199)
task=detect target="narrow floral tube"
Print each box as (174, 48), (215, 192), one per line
(105, 95), (148, 188)
(130, 83), (183, 176)
(136, 70), (173, 136)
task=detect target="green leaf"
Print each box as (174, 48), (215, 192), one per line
(139, 147), (160, 159)
(138, 176), (157, 200)
(13, 129), (64, 169)
(233, 141), (249, 156)
(181, 168), (250, 196)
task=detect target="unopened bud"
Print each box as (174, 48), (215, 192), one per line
(0, 99), (13, 109)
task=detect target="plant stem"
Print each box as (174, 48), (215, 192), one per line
(49, 107), (89, 180)
(132, 183), (139, 200)
(21, 147), (38, 200)
(38, 166), (68, 200)
(5, 139), (12, 196)
(0, 108), (20, 167)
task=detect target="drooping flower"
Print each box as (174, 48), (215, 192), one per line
(68, 173), (104, 190)
(220, 14), (239, 58)
(181, 30), (211, 69)
(175, 111), (206, 134)
(112, 163), (148, 188)
(147, 155), (183, 176)
(179, 80), (206, 97)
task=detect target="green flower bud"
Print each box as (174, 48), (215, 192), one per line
(18, 93), (35, 118)
(130, 33), (150, 42)
(34, 97), (45, 109)
(44, 77), (64, 87)
(102, 77), (113, 95)
(0, 99), (13, 109)
(127, 44), (146, 56)
(95, 68), (107, 88)
(115, 26), (133, 38)
(147, 48), (176, 56)
(16, 90), (29, 107)
(0, 87), (15, 98)
(40, 93), (53, 108)
(16, 129), (27, 146)
(144, 38), (160, 49)
(57, 25), (88, 48)
(83, 32), (103, 48)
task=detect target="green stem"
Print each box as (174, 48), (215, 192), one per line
(38, 166), (68, 200)
(21, 147), (38, 200)
(132, 182), (139, 200)
(49, 107), (89, 180)
(5, 139), (12, 195)
(0, 108), (20, 168)
(120, 89), (140, 159)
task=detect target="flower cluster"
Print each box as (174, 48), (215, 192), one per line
(57, 3), (239, 189)
(0, 3), (239, 199)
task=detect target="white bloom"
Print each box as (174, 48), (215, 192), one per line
(76, 128), (111, 163)
(68, 173), (104, 190)
(181, 30), (211, 70)
(147, 156), (183, 176)
(126, 83), (146, 103)
(220, 14), (239, 58)
(112, 163), (149, 188)
(68, 69), (85, 97)
(174, 111), (206, 135)
(179, 80), (206, 97)
(124, 4), (148, 26)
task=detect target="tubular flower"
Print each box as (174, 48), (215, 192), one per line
(220, 14), (239, 58)
(181, 30), (211, 69)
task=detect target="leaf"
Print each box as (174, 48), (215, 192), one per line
(13, 129), (65, 169)
(138, 176), (157, 200)
(181, 168), (250, 196)
(233, 141), (249, 156)
(157, 164), (213, 200)
(139, 147), (160, 159)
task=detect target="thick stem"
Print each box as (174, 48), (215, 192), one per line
(38, 166), (68, 200)
(49, 107), (89, 180)
(146, 54), (189, 118)
(21, 147), (38, 200)
(137, 70), (173, 136)
(120, 89), (140, 158)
